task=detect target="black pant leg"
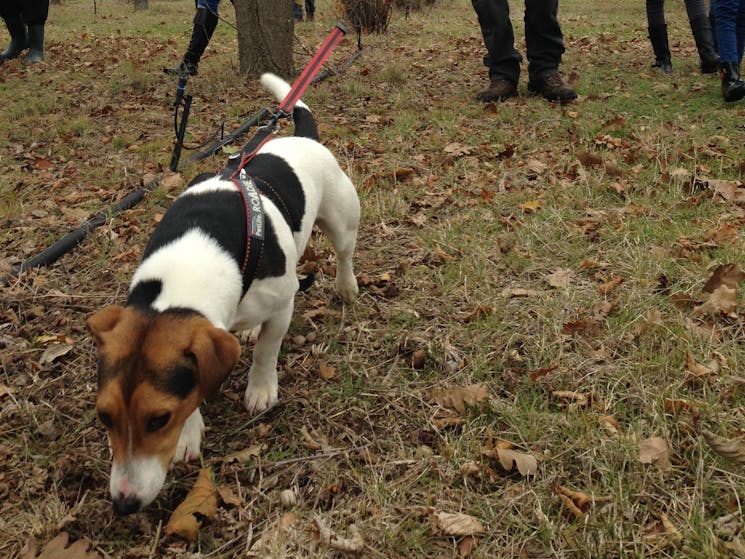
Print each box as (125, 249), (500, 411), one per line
(0, 0), (23, 21)
(22, 0), (50, 25)
(472, 0), (522, 82)
(524, 0), (565, 78)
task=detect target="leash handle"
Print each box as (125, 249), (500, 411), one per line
(277, 23), (346, 114)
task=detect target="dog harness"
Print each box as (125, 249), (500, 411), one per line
(219, 23), (348, 293)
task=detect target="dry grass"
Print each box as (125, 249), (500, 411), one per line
(2, 0), (745, 557)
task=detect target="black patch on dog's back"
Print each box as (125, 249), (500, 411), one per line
(128, 280), (162, 308)
(133, 177), (286, 296)
(244, 153), (305, 233)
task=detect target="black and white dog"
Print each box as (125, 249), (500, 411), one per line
(86, 73), (360, 515)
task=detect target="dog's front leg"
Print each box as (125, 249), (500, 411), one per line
(174, 407), (204, 464)
(244, 302), (293, 414)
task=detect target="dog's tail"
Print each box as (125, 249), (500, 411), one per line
(260, 73), (319, 142)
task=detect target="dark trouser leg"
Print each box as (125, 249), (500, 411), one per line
(23, 0), (49, 63)
(471, 0), (521, 83)
(180, 6), (219, 75)
(646, 0), (672, 71)
(305, 0), (315, 20)
(524, 0), (565, 79)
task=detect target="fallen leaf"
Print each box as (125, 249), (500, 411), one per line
(318, 361), (336, 380)
(555, 485), (611, 520)
(20, 532), (100, 559)
(487, 447), (538, 476)
(552, 390), (593, 409)
(432, 512), (486, 536)
(457, 535), (478, 557)
(693, 285), (738, 318)
(702, 430), (745, 464)
(217, 485), (242, 507)
(684, 352), (719, 383)
(312, 516), (365, 552)
(600, 415), (621, 436)
(460, 305), (492, 323)
(639, 437), (671, 470)
(432, 384), (489, 414)
(410, 349), (426, 369)
(434, 245), (456, 262)
(644, 512), (683, 549)
(529, 365), (558, 382)
(0, 383), (17, 398)
(546, 268), (573, 289)
(500, 287), (540, 298)
(39, 343), (74, 365)
(224, 444), (265, 463)
(518, 199), (542, 213)
(164, 468), (218, 541)
(598, 276), (624, 296)
(160, 172), (184, 190)
(443, 142), (471, 157)
(702, 263), (745, 293)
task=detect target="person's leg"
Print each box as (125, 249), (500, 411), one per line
(524, 0), (575, 101)
(305, 0), (315, 21)
(471, 0), (521, 90)
(0, 0), (28, 62)
(686, 0), (720, 72)
(736, 0), (745, 61)
(23, 0), (49, 63)
(647, 0), (672, 72)
(716, 0), (745, 100)
(168, 0), (220, 76)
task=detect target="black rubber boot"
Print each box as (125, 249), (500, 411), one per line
(0, 15), (28, 62)
(25, 24), (44, 64)
(720, 62), (745, 102)
(648, 24), (672, 73)
(167, 7), (218, 76)
(689, 15), (719, 74)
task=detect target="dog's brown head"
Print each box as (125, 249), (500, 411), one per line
(87, 305), (240, 515)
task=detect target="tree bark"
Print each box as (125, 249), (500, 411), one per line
(133, 0), (148, 10)
(234, 0), (294, 78)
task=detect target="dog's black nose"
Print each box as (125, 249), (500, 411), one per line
(113, 494), (141, 516)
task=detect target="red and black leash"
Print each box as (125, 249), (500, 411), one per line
(230, 23), (348, 175)
(227, 23), (348, 279)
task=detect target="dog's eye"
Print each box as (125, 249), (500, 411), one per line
(146, 413), (171, 433)
(98, 411), (113, 429)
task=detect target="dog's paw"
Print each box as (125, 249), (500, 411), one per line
(174, 408), (204, 464)
(244, 375), (278, 414)
(336, 274), (359, 305)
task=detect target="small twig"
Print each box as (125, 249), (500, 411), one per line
(147, 520), (162, 559)
(264, 445), (369, 470)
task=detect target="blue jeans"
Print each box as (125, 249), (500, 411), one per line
(716, 0), (745, 62)
(197, 0), (220, 14)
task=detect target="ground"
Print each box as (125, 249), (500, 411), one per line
(1, 0), (745, 557)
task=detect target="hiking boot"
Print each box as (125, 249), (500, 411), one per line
(476, 78), (517, 102)
(689, 15), (719, 74)
(720, 62), (745, 102)
(527, 70), (577, 102)
(648, 24), (672, 73)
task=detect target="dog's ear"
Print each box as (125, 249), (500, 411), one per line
(87, 306), (124, 347)
(190, 325), (241, 398)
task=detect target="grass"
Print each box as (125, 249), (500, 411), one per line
(2, 0), (745, 557)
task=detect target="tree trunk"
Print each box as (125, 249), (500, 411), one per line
(133, 0), (148, 10)
(234, 0), (294, 78)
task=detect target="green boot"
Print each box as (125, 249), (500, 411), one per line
(0, 15), (28, 62)
(25, 24), (44, 63)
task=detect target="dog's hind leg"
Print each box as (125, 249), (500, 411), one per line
(317, 172), (360, 305)
(243, 301), (293, 414)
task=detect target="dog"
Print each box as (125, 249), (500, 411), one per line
(86, 73), (360, 516)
